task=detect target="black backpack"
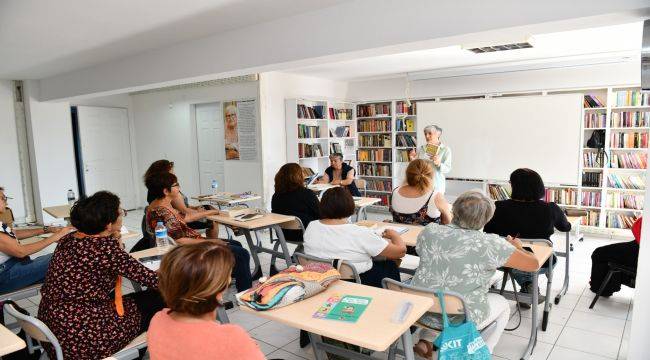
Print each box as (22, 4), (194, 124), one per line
(586, 130), (606, 149)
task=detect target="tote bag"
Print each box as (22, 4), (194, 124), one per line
(433, 291), (491, 360)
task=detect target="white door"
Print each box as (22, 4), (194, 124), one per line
(76, 106), (137, 209)
(195, 103), (225, 194)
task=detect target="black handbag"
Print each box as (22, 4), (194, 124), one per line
(586, 130), (606, 149)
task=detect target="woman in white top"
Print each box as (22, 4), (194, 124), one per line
(304, 187), (406, 288)
(408, 125), (452, 194)
(390, 159), (452, 226)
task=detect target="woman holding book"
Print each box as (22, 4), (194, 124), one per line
(318, 152), (361, 196)
(408, 124), (452, 194)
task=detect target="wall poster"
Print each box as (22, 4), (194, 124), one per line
(223, 99), (258, 161)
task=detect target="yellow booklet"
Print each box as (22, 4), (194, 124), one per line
(426, 144), (439, 156)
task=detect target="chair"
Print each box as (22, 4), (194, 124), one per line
(140, 206), (154, 248)
(0, 207), (15, 226)
(381, 278), (498, 360)
(355, 178), (367, 197)
(269, 217), (305, 274)
(589, 262), (636, 309)
(293, 252), (361, 283)
(3, 303), (147, 360)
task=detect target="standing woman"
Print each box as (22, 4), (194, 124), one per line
(408, 125), (452, 194)
(317, 153), (361, 196)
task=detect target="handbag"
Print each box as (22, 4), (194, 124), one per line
(433, 291), (491, 360)
(586, 130), (606, 148)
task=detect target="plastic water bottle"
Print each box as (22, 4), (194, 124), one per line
(67, 189), (76, 205)
(211, 180), (219, 195)
(154, 221), (170, 251)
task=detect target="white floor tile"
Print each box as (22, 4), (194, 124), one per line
(548, 346), (613, 360)
(228, 309), (270, 331)
(493, 333), (553, 360)
(566, 310), (625, 338)
(622, 321), (631, 340)
(555, 327), (620, 359)
(618, 339), (628, 360)
(283, 338), (316, 360)
(519, 304), (573, 326)
(574, 295), (630, 320)
(506, 316), (564, 345)
(552, 293), (581, 310)
(266, 348), (309, 360)
(250, 320), (300, 348)
(255, 339), (278, 356)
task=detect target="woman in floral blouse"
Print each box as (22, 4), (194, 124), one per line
(411, 190), (540, 358)
(38, 191), (164, 360)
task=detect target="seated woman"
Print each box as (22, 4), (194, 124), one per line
(390, 159), (452, 226)
(38, 191), (165, 360)
(148, 242), (265, 360)
(145, 172), (252, 291)
(144, 159), (219, 238)
(0, 186), (74, 293)
(590, 217), (642, 296)
(303, 187), (405, 288)
(317, 153), (361, 196)
(271, 163), (320, 242)
(483, 168), (570, 303)
(412, 190), (540, 357)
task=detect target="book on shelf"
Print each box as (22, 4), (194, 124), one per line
(545, 188), (578, 206)
(357, 103), (390, 117)
(582, 210), (600, 227)
(365, 179), (393, 192)
(357, 149), (391, 162)
(583, 151), (605, 168)
(606, 213), (639, 229)
(297, 104), (326, 119)
(610, 152), (648, 169)
(301, 167), (315, 177)
(584, 112), (606, 128)
(610, 131), (649, 148)
(359, 134), (391, 147)
(584, 94), (605, 108)
(365, 193), (390, 206)
(487, 184), (510, 201)
(611, 111), (650, 128)
(330, 143), (342, 154)
(582, 172), (603, 187)
(395, 134), (417, 147)
(606, 193), (644, 210)
(298, 143), (324, 158)
(396, 149), (411, 162)
(615, 90), (650, 107)
(358, 119), (390, 132)
(329, 108), (353, 120)
(358, 163), (392, 177)
(396, 101), (416, 115)
(298, 124), (321, 138)
(344, 139), (355, 152)
(330, 126), (351, 138)
(607, 173), (645, 190)
(581, 191), (602, 207)
(396, 118), (415, 131)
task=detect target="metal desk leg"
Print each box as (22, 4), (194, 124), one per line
(542, 253), (554, 331)
(271, 224), (294, 269)
(217, 305), (230, 324)
(555, 231), (570, 305)
(401, 330), (416, 360)
(522, 272), (539, 360)
(242, 229), (264, 280)
(308, 332), (327, 360)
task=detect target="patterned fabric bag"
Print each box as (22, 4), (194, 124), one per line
(238, 263), (340, 310)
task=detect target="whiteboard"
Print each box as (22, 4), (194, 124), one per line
(417, 94), (582, 185)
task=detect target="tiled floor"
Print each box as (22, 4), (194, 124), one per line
(11, 209), (634, 359)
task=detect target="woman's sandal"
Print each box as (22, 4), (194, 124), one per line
(413, 340), (434, 359)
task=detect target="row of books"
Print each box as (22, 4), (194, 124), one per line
(365, 179), (393, 192)
(396, 101), (416, 115)
(330, 126), (351, 138)
(610, 152), (647, 169)
(584, 113), (606, 128)
(357, 103), (391, 117)
(581, 191), (602, 207)
(545, 188), (578, 205)
(582, 210), (600, 227)
(395, 118), (415, 132)
(615, 90), (650, 107)
(358, 119), (391, 132)
(606, 213), (638, 229)
(359, 134), (391, 147)
(582, 172), (602, 187)
(584, 94), (605, 108)
(610, 132), (649, 149)
(298, 143), (324, 158)
(358, 163), (392, 177)
(329, 143), (342, 155)
(297, 124), (321, 138)
(583, 151), (604, 168)
(606, 194), (644, 210)
(607, 174), (645, 190)
(297, 104), (326, 119)
(330, 108), (353, 120)
(366, 193), (390, 207)
(396, 134), (417, 147)
(357, 149), (391, 162)
(611, 111), (649, 128)
(396, 149), (411, 162)
(487, 184), (510, 201)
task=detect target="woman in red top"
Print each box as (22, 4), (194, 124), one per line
(38, 191), (164, 360)
(590, 217), (642, 296)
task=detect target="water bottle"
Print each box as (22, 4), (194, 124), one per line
(211, 180), (219, 195)
(154, 221), (170, 251)
(67, 189), (76, 205)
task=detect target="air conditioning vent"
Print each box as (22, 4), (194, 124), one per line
(467, 42), (533, 54)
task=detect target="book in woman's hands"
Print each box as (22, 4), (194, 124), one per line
(425, 144), (439, 156)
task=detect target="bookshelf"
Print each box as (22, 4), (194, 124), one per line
(285, 99), (356, 176)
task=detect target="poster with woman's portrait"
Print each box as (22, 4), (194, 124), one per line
(223, 99), (257, 161)
(223, 101), (240, 160)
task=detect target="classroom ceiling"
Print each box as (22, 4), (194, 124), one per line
(0, 0), (347, 79)
(286, 22), (644, 81)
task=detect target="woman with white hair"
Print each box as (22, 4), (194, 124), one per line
(411, 190), (540, 358)
(408, 124), (452, 193)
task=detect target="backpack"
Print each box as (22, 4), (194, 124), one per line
(586, 130), (606, 149)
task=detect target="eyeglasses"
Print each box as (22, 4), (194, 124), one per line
(171, 183), (180, 188)
(119, 208), (128, 217)
(0, 195), (11, 201)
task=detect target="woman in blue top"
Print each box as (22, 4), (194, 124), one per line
(318, 153), (361, 196)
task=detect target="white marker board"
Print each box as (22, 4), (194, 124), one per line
(417, 94), (582, 185)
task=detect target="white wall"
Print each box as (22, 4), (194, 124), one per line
(0, 81), (26, 220)
(22, 80), (77, 224)
(258, 72), (349, 207)
(131, 81), (262, 207)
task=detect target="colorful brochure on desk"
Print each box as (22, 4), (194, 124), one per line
(313, 294), (372, 323)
